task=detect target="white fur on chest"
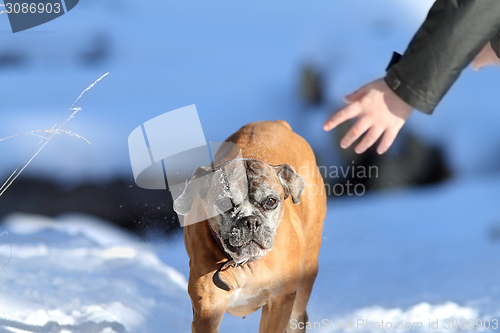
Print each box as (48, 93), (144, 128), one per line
(227, 289), (253, 308)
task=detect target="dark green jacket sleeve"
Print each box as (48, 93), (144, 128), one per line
(385, 0), (500, 114)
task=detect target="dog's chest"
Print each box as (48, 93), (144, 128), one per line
(227, 289), (253, 308)
(226, 288), (269, 317)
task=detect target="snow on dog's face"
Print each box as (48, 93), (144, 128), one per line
(173, 159), (305, 263)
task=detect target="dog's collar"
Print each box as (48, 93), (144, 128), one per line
(208, 222), (255, 291)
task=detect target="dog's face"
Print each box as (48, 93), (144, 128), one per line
(173, 159), (305, 263)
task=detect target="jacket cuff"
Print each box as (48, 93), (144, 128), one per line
(385, 69), (436, 115)
(491, 31), (500, 58)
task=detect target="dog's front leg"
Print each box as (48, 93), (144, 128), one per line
(259, 290), (297, 333)
(189, 271), (233, 333)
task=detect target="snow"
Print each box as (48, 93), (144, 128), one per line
(0, 214), (191, 333)
(1, 174), (500, 332)
(310, 175), (500, 332)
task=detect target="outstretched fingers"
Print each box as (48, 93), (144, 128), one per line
(323, 78), (413, 154)
(354, 125), (385, 154)
(377, 126), (401, 155)
(340, 116), (372, 149)
(344, 89), (364, 103)
(323, 102), (362, 131)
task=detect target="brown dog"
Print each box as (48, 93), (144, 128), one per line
(173, 120), (326, 333)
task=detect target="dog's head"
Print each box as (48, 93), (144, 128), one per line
(173, 159), (305, 263)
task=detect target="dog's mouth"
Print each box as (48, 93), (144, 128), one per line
(226, 238), (266, 251)
(220, 222), (276, 262)
(224, 238), (271, 260)
(235, 240), (265, 252)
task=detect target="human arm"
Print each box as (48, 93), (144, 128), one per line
(385, 0), (500, 114)
(324, 0), (500, 154)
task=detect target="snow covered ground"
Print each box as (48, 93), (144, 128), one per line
(0, 213), (191, 333)
(1, 173), (500, 332)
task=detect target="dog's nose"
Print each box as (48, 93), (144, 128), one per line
(243, 216), (261, 232)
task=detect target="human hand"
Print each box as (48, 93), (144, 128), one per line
(472, 42), (500, 71)
(323, 78), (413, 154)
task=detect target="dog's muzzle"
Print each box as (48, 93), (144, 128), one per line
(224, 216), (274, 257)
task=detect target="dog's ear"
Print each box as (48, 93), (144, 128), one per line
(273, 164), (305, 205)
(173, 166), (213, 216)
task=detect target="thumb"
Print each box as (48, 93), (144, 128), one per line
(343, 84), (369, 103)
(472, 59), (482, 71)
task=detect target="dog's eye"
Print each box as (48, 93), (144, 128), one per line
(263, 197), (277, 209)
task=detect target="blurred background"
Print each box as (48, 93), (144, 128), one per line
(1, 1), (500, 332)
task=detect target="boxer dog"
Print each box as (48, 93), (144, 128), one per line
(173, 120), (326, 333)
